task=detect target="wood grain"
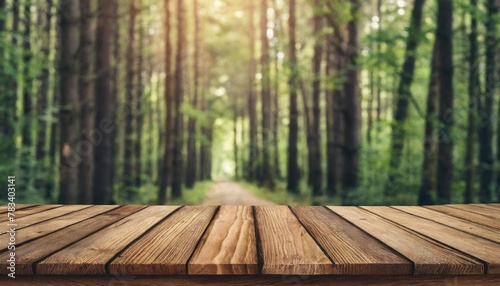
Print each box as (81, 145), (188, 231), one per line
(426, 205), (500, 230)
(0, 205), (91, 234)
(447, 204), (500, 219)
(109, 206), (217, 275)
(36, 206), (180, 275)
(3, 275), (500, 286)
(395, 206), (500, 243)
(254, 206), (334, 275)
(0, 204), (56, 219)
(0, 205), (118, 251)
(363, 206), (500, 274)
(329, 206), (484, 274)
(292, 206), (411, 275)
(0, 204), (36, 214)
(0, 205), (144, 275)
(188, 206), (258, 275)
(472, 204), (500, 211)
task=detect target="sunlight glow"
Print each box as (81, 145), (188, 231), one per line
(235, 10), (244, 18)
(267, 28), (274, 40)
(398, 8), (405, 16)
(215, 87), (226, 97)
(256, 73), (262, 80)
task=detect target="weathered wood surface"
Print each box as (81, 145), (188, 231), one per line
(1, 204), (499, 282)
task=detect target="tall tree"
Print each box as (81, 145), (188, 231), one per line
(93, 0), (116, 204)
(78, 0), (95, 204)
(171, 0), (186, 199)
(34, 0), (53, 192)
(123, 0), (137, 201)
(159, 0), (173, 204)
(342, 0), (361, 200)
(271, 0), (281, 179)
(464, 0), (480, 203)
(135, 3), (145, 188)
(247, 0), (258, 182)
(21, 0), (33, 187)
(286, 0), (300, 194)
(480, 0), (498, 202)
(435, 0), (454, 204)
(185, 0), (200, 188)
(386, 0), (426, 194)
(310, 0), (323, 196)
(418, 40), (439, 205)
(260, 0), (273, 188)
(58, 0), (80, 204)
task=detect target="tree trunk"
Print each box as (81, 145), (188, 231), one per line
(124, 0), (137, 201)
(260, 0), (273, 188)
(310, 0), (323, 197)
(135, 5), (144, 188)
(247, 0), (258, 182)
(185, 0), (200, 188)
(93, 0), (116, 204)
(171, 0), (186, 199)
(34, 0), (53, 192)
(272, 0), (281, 180)
(58, 0), (80, 204)
(110, 0), (119, 188)
(386, 0), (426, 194)
(418, 40), (439, 205)
(480, 0), (498, 203)
(22, 0), (33, 153)
(286, 0), (300, 194)
(464, 0), (480, 204)
(342, 0), (361, 202)
(332, 27), (345, 199)
(78, 0), (95, 204)
(436, 0), (454, 204)
(375, 0), (382, 127)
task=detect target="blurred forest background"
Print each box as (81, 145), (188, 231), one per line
(0, 0), (499, 206)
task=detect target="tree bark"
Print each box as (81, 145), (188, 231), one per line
(286, 0), (300, 194)
(185, 0), (200, 188)
(22, 0), (33, 154)
(436, 0), (454, 204)
(387, 0), (426, 194)
(309, 0), (323, 197)
(171, 0), (186, 199)
(247, 0), (258, 182)
(124, 0), (137, 201)
(418, 40), (439, 205)
(135, 4), (144, 188)
(272, 0), (281, 180)
(342, 0), (361, 202)
(58, 0), (80, 204)
(78, 0), (95, 204)
(93, 0), (116, 204)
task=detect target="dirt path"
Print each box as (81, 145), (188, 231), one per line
(202, 180), (274, 205)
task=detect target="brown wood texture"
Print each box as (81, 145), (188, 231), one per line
(426, 205), (500, 230)
(0, 205), (61, 222)
(0, 205), (118, 251)
(329, 206), (484, 274)
(109, 206), (218, 275)
(2, 275), (500, 286)
(395, 206), (500, 243)
(254, 206), (334, 275)
(473, 204), (500, 211)
(292, 206), (411, 275)
(37, 206), (180, 275)
(0, 205), (145, 275)
(188, 206), (258, 275)
(0, 204), (36, 214)
(363, 206), (500, 274)
(448, 204), (500, 218)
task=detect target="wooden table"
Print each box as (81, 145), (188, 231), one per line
(1, 204), (499, 285)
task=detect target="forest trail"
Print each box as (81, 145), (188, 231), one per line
(201, 180), (274, 205)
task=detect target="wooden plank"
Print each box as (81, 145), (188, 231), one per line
(363, 206), (500, 274)
(395, 206), (500, 243)
(254, 206), (334, 275)
(188, 206), (258, 275)
(426, 205), (500, 230)
(109, 206), (218, 275)
(448, 204), (500, 219)
(0, 205), (92, 234)
(292, 206), (411, 275)
(37, 206), (180, 275)
(0, 204), (36, 214)
(0, 205), (119, 251)
(472, 204), (500, 211)
(329, 206), (484, 274)
(3, 275), (500, 286)
(0, 205), (62, 223)
(0, 205), (144, 275)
